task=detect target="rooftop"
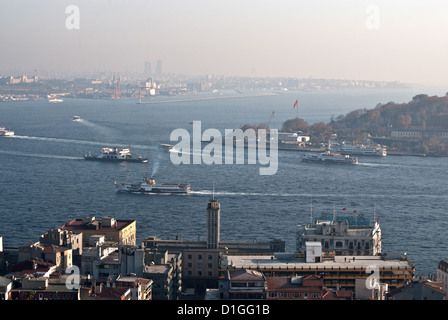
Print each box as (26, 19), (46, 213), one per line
(224, 254), (413, 271)
(60, 217), (135, 232)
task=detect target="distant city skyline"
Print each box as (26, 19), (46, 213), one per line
(0, 0), (447, 86)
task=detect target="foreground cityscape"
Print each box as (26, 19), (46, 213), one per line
(0, 196), (447, 300)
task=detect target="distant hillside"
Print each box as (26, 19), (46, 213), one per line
(329, 93), (448, 138)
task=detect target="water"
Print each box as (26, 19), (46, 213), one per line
(0, 87), (447, 277)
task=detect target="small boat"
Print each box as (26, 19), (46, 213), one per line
(49, 98), (64, 103)
(0, 126), (14, 137)
(73, 116), (81, 121)
(114, 176), (191, 194)
(159, 143), (175, 151)
(84, 146), (148, 163)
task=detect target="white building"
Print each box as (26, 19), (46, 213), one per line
(297, 216), (381, 256)
(437, 259), (448, 299)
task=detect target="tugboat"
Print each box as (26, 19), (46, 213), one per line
(114, 175), (191, 195)
(84, 145), (148, 163)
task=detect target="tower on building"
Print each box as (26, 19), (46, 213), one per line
(207, 199), (220, 249)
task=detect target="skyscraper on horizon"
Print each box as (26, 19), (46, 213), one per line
(156, 60), (163, 78)
(144, 61), (152, 78)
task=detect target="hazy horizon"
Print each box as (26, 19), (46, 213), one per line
(1, 0), (447, 86)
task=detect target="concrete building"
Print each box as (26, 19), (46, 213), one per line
(79, 284), (131, 300)
(17, 242), (73, 272)
(355, 278), (388, 300)
(115, 274), (153, 300)
(220, 269), (266, 300)
(0, 276), (13, 300)
(59, 216), (136, 247)
(387, 280), (445, 300)
(143, 250), (182, 300)
(142, 198), (285, 293)
(40, 228), (83, 255)
(221, 246), (414, 293)
(266, 274), (352, 300)
(297, 215), (381, 256)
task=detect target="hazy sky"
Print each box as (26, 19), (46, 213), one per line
(1, 0), (448, 86)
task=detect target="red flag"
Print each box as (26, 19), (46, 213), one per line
(353, 210), (357, 213)
(342, 207), (347, 211)
(293, 99), (298, 109)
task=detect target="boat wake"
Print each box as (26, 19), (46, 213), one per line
(10, 135), (160, 151)
(74, 119), (116, 137)
(0, 150), (84, 160)
(191, 190), (316, 197)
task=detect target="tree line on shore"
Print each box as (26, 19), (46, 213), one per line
(241, 92), (448, 154)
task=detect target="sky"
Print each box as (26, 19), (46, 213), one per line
(1, 0), (448, 86)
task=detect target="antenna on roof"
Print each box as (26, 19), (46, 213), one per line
(212, 181), (215, 200)
(373, 197), (377, 225)
(309, 196), (313, 224)
(333, 201), (336, 221)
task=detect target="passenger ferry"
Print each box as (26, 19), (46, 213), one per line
(114, 177), (191, 194)
(332, 144), (387, 157)
(84, 146), (148, 163)
(302, 151), (358, 164)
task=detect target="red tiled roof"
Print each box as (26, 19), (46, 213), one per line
(61, 218), (134, 232)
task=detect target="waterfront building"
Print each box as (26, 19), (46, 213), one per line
(296, 215), (381, 256)
(220, 243), (414, 293)
(59, 216), (136, 247)
(437, 259), (448, 299)
(391, 129), (448, 141)
(17, 242), (73, 272)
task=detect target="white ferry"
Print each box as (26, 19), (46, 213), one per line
(84, 146), (148, 163)
(115, 177), (191, 194)
(302, 151), (358, 164)
(332, 144), (387, 157)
